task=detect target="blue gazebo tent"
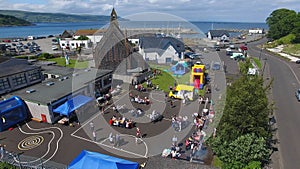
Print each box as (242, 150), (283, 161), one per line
(68, 150), (139, 169)
(53, 95), (93, 116)
(0, 96), (28, 132)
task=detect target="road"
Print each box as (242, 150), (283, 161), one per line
(248, 39), (300, 169)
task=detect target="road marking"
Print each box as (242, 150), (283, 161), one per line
(18, 135), (44, 151)
(16, 123), (63, 167)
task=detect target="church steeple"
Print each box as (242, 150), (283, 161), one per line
(110, 8), (118, 23)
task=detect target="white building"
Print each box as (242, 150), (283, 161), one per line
(139, 37), (185, 64)
(207, 30), (230, 41)
(59, 38), (92, 49)
(249, 29), (264, 34)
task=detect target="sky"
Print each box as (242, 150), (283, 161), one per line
(1, 0), (300, 22)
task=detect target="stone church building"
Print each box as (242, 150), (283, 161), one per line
(93, 8), (150, 85)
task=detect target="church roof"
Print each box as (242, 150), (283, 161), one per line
(93, 9), (148, 72)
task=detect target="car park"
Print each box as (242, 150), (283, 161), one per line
(296, 89), (300, 101)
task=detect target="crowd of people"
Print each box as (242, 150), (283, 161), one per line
(171, 115), (188, 132)
(109, 115), (134, 129)
(130, 94), (151, 105)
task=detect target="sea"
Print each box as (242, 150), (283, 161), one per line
(0, 21), (268, 39)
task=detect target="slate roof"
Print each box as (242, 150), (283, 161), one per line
(140, 37), (185, 55)
(61, 30), (75, 39)
(0, 58), (40, 78)
(9, 68), (112, 105)
(93, 9), (148, 72)
(208, 30), (230, 37)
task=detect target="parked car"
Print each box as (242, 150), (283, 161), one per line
(205, 63), (210, 70)
(296, 89), (300, 101)
(212, 62), (221, 70)
(52, 45), (58, 50)
(296, 60), (300, 64)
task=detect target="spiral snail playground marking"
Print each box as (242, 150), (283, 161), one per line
(18, 135), (44, 151)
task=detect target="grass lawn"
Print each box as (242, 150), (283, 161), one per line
(146, 69), (175, 92)
(252, 57), (262, 69)
(282, 44), (300, 56)
(48, 57), (88, 69)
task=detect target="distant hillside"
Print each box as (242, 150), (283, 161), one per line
(0, 10), (117, 23)
(0, 14), (32, 26)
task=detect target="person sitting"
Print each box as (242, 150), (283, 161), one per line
(134, 96), (139, 103)
(120, 117), (126, 128)
(125, 119), (133, 129)
(137, 108), (143, 117)
(109, 118), (113, 125)
(113, 117), (120, 126)
(171, 150), (181, 159)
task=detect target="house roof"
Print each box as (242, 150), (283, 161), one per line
(208, 30), (230, 37)
(74, 29), (98, 36)
(0, 58), (41, 78)
(9, 67), (112, 105)
(61, 30), (75, 38)
(140, 37), (185, 54)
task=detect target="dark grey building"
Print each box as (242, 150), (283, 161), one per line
(8, 66), (112, 123)
(0, 58), (43, 96)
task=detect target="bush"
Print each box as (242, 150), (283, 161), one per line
(0, 162), (17, 169)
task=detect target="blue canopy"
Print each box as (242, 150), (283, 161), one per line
(53, 95), (93, 116)
(68, 150), (139, 169)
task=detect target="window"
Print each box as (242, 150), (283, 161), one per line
(28, 69), (41, 82)
(166, 58), (172, 63)
(0, 78), (10, 90)
(11, 73), (27, 86)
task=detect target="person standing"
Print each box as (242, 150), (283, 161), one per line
(170, 99), (174, 108)
(136, 128), (141, 144)
(90, 121), (94, 132)
(115, 133), (120, 147)
(92, 131), (97, 142)
(172, 135), (178, 146)
(0, 144), (4, 159)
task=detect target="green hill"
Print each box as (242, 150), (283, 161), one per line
(0, 10), (113, 23)
(0, 13), (32, 26)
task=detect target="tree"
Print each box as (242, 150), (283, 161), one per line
(266, 8), (298, 40)
(210, 134), (269, 169)
(77, 35), (89, 40)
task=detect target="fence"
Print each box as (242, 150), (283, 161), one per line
(0, 149), (67, 169)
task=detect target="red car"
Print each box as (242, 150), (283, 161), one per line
(240, 45), (248, 51)
(3, 39), (11, 43)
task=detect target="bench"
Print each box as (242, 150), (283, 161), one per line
(31, 117), (42, 123)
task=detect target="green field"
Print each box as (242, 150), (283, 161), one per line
(252, 57), (262, 69)
(282, 44), (300, 56)
(48, 57), (88, 69)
